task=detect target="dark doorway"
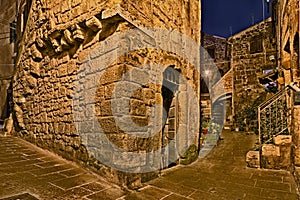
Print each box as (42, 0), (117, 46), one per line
(161, 66), (180, 168)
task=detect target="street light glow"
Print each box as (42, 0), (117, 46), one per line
(204, 70), (210, 76)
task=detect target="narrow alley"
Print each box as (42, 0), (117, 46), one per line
(0, 130), (298, 200)
(124, 130), (299, 200)
(1, 0), (300, 199)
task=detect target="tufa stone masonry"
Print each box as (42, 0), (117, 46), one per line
(229, 18), (277, 132)
(10, 0), (201, 188)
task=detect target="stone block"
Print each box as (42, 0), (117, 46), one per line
(30, 43), (43, 61)
(130, 99), (147, 116)
(112, 81), (140, 99)
(279, 144), (292, 168)
(98, 117), (119, 134)
(262, 144), (280, 156)
(102, 8), (119, 19)
(294, 147), (300, 166)
(261, 144), (281, 169)
(143, 88), (155, 102)
(86, 16), (102, 32)
(58, 64), (68, 77)
(116, 116), (148, 133)
(113, 151), (147, 168)
(246, 151), (260, 168)
(3, 114), (13, 136)
(274, 135), (292, 146)
(271, 135), (293, 169)
(96, 100), (113, 117)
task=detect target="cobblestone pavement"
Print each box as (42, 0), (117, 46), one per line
(123, 130), (300, 200)
(0, 131), (299, 200)
(0, 135), (126, 200)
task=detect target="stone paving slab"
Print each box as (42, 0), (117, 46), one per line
(50, 173), (99, 190)
(59, 168), (86, 177)
(131, 186), (171, 199)
(86, 187), (126, 200)
(0, 193), (39, 200)
(122, 131), (300, 200)
(1, 131), (299, 200)
(0, 135), (125, 200)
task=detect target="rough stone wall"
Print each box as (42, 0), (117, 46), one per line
(12, 0), (200, 187)
(276, 0), (299, 83)
(0, 0), (16, 119)
(122, 0), (201, 43)
(200, 33), (230, 124)
(274, 0), (300, 168)
(294, 106), (300, 166)
(201, 33), (229, 86)
(229, 19), (277, 131)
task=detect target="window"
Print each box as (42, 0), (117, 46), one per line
(9, 21), (16, 43)
(284, 39), (291, 53)
(293, 32), (299, 55)
(263, 69), (273, 74)
(207, 48), (215, 59)
(250, 36), (263, 54)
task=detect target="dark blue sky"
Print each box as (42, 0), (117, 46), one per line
(202, 0), (273, 38)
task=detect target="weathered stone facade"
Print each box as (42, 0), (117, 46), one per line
(11, 0), (201, 187)
(229, 18), (277, 131)
(272, 0), (300, 168)
(273, 0), (299, 84)
(0, 0), (16, 120)
(201, 33), (230, 88)
(200, 33), (231, 128)
(261, 135), (292, 170)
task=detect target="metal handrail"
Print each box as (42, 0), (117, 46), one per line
(258, 86), (288, 110)
(258, 85), (290, 145)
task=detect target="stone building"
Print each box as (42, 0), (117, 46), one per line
(9, 0), (201, 188)
(201, 33), (230, 83)
(271, 0), (300, 168)
(200, 33), (231, 128)
(246, 0), (300, 172)
(228, 18), (277, 132)
(0, 0), (17, 121)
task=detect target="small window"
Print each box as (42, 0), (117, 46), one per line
(250, 36), (263, 54)
(207, 48), (215, 59)
(9, 21), (16, 43)
(263, 69), (273, 74)
(284, 39), (291, 53)
(293, 32), (299, 55)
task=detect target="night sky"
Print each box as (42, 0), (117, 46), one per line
(202, 0), (273, 38)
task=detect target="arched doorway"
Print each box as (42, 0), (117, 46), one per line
(161, 66), (180, 168)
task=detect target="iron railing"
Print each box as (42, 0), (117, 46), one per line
(258, 86), (291, 144)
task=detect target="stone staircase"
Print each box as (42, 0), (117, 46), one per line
(199, 132), (219, 158)
(199, 69), (233, 158)
(211, 68), (233, 103)
(246, 84), (300, 169)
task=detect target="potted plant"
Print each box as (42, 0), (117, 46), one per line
(210, 122), (221, 134)
(202, 120), (210, 135)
